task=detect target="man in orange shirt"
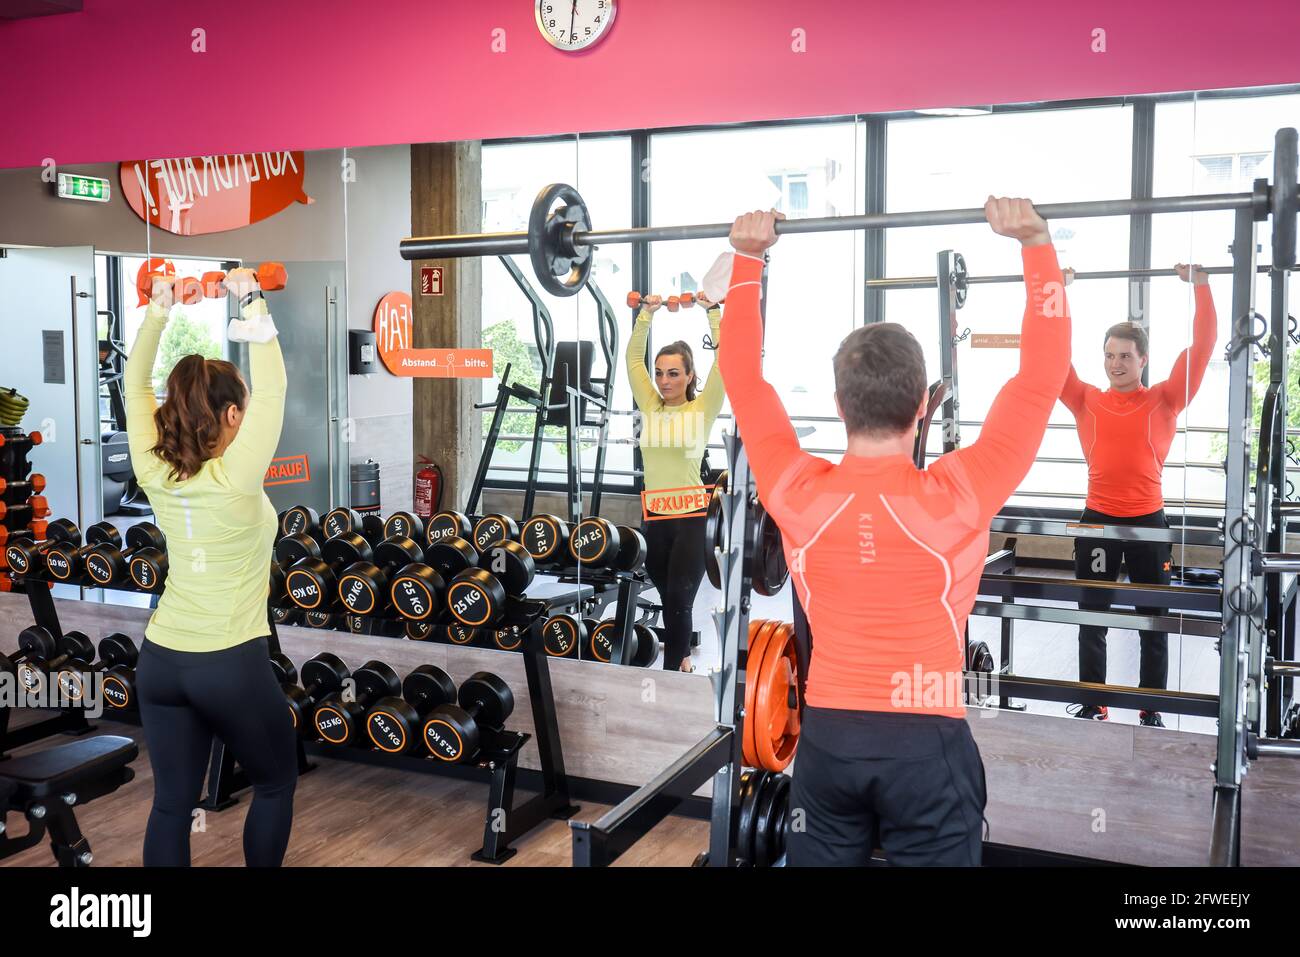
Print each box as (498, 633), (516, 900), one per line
(1060, 267), (1216, 726)
(718, 199), (1071, 865)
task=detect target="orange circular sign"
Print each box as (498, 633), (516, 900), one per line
(373, 291), (413, 374)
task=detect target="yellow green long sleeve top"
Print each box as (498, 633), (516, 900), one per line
(625, 306), (725, 515)
(124, 298), (287, 651)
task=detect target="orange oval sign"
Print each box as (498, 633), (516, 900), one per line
(374, 291), (413, 375)
(118, 151), (313, 236)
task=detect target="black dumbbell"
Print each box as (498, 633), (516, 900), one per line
(425, 509), (472, 548)
(311, 660), (401, 747)
(284, 531), (372, 611)
(270, 605), (302, 627)
(446, 540), (536, 629)
(301, 610), (337, 630)
(323, 506), (366, 541)
(127, 538), (168, 591)
(613, 525), (647, 572)
(3, 518), (79, 578)
(55, 632), (138, 707)
(100, 635), (141, 711)
(284, 652), (350, 738)
(519, 514), (572, 569)
(83, 523), (166, 588)
(277, 505), (321, 542)
(383, 511), (425, 544)
(585, 620), (660, 667)
(366, 664), (458, 754)
(13, 628), (96, 695)
(405, 620), (436, 641)
(540, 613), (586, 658)
(489, 623), (526, 652)
(422, 672), (515, 763)
(388, 535), (479, 622)
(272, 532), (321, 600)
(270, 653), (298, 686)
(471, 513), (521, 552)
(568, 517), (623, 569)
(443, 621), (482, 646)
(338, 535), (425, 617)
(44, 522), (120, 584)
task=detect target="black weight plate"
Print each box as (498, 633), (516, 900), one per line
(322, 531), (372, 567)
(479, 540), (536, 595)
(384, 511), (424, 543)
(275, 532), (320, 567)
(444, 622), (480, 645)
(280, 505), (319, 538)
(520, 514), (569, 564)
(389, 563), (444, 621)
(406, 620), (434, 641)
(426, 510), (472, 546)
(1273, 126), (1298, 270)
(338, 562), (386, 615)
(447, 568), (505, 627)
(529, 183), (593, 297)
(614, 526), (647, 571)
(459, 671), (514, 728)
(736, 770), (767, 867)
(426, 537), (479, 580)
(541, 614), (584, 657)
(324, 507), (362, 540)
(753, 771), (784, 867)
(473, 513), (520, 551)
(126, 522), (165, 551)
(402, 664), (456, 710)
(631, 623), (659, 667)
(301, 652), (349, 695)
(375, 536), (424, 570)
(704, 476), (728, 589)
(361, 513), (386, 545)
(570, 517), (619, 566)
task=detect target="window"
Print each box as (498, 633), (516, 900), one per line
(480, 136), (634, 490)
(648, 121), (866, 463)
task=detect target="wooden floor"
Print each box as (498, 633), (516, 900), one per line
(0, 720), (709, 868)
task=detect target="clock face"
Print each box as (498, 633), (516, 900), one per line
(535, 0), (616, 51)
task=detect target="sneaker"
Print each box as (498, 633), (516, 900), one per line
(1139, 710), (1165, 728)
(1067, 704), (1109, 720)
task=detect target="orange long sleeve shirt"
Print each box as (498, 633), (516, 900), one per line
(1060, 285), (1217, 517)
(718, 245), (1070, 717)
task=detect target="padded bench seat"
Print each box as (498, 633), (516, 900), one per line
(524, 578), (596, 609)
(1, 734), (138, 803)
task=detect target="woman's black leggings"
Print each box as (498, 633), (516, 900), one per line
(643, 514), (707, 669)
(136, 636), (297, 866)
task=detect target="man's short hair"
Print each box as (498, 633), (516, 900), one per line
(1103, 321), (1148, 357)
(833, 323), (928, 437)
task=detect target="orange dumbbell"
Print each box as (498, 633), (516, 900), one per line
(626, 291), (696, 313)
(199, 262), (288, 295)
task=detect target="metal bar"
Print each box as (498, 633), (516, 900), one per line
(1259, 553), (1300, 574)
(1267, 659), (1300, 677)
(402, 192), (1282, 261)
(970, 600), (1220, 638)
(937, 249), (960, 451)
(570, 726), (732, 867)
(1129, 100), (1155, 331)
(1253, 738), (1300, 757)
(863, 116), (887, 325)
(986, 674), (1219, 718)
(988, 516), (1223, 546)
(1209, 785), (1240, 867)
(865, 263), (1287, 290)
(977, 573), (1223, 613)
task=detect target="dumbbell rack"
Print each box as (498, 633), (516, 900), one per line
(211, 594), (578, 864)
(551, 567), (648, 665)
(0, 425), (95, 757)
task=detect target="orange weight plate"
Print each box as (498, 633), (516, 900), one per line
(743, 619), (782, 768)
(754, 623), (800, 772)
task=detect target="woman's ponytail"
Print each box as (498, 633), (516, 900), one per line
(151, 355), (248, 481)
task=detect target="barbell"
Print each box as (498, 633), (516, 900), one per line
(400, 127), (1298, 298)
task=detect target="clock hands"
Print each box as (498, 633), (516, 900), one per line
(568, 0), (577, 44)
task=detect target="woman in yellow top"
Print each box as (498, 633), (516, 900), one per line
(625, 293), (725, 671)
(125, 267), (294, 866)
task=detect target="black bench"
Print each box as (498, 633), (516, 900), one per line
(1, 734), (138, 866)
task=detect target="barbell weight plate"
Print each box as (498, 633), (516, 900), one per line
(754, 623), (801, 772)
(749, 507), (775, 596)
(736, 769), (767, 867)
(1273, 127), (1298, 271)
(753, 771), (784, 867)
(704, 475), (729, 589)
(742, 619), (782, 768)
(528, 183), (593, 297)
(762, 514), (789, 596)
(953, 251), (969, 309)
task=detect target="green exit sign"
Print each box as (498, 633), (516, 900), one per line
(56, 173), (111, 203)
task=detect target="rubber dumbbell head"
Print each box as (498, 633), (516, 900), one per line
(519, 514), (571, 567)
(613, 525), (647, 572)
(425, 510), (472, 547)
(478, 540), (536, 596)
(365, 664), (457, 754)
(447, 568), (508, 628)
(46, 522), (119, 584)
(312, 659), (400, 746)
(323, 506), (364, 540)
(569, 517), (622, 568)
(383, 511), (424, 543)
(278, 505), (320, 540)
(425, 536), (479, 581)
(422, 671), (514, 763)
(472, 513), (520, 552)
(285, 652), (349, 737)
(284, 531), (371, 610)
(3, 517), (78, 577)
(389, 561), (446, 622)
(541, 614), (586, 658)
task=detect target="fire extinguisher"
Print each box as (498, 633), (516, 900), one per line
(414, 456), (443, 520)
